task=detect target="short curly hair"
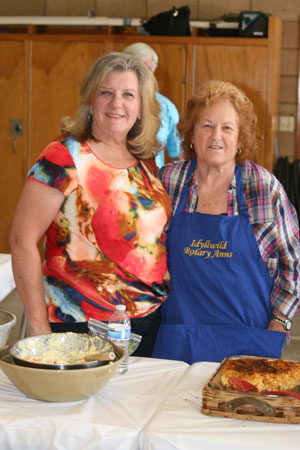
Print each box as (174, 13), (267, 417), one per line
(179, 80), (258, 161)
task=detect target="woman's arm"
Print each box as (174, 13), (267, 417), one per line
(9, 180), (65, 336)
(246, 163), (300, 327)
(265, 176), (300, 337)
(270, 181), (300, 318)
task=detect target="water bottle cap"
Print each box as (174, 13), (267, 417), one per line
(116, 304), (126, 311)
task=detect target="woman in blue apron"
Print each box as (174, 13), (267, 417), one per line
(152, 81), (300, 364)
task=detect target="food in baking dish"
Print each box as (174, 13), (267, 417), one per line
(220, 357), (300, 392)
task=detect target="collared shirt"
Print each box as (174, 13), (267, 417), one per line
(155, 93), (181, 168)
(160, 158), (300, 320)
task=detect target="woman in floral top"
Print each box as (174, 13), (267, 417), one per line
(9, 52), (172, 356)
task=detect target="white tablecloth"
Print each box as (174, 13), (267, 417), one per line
(0, 357), (188, 450)
(0, 357), (300, 450)
(140, 361), (300, 450)
(0, 254), (15, 301)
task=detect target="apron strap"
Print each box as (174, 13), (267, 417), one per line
(235, 164), (250, 217)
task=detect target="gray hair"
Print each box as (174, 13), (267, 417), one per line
(123, 43), (158, 71)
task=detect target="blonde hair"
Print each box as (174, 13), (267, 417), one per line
(179, 80), (258, 161)
(60, 52), (162, 160)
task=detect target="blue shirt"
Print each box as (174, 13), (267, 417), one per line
(155, 93), (181, 168)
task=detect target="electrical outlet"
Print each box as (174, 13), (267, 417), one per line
(279, 116), (295, 132)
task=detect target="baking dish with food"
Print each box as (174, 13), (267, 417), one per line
(201, 355), (300, 424)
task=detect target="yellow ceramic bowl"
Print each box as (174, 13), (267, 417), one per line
(0, 345), (125, 402)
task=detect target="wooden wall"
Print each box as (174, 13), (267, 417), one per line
(0, 0), (299, 160)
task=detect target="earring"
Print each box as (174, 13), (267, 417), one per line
(87, 113), (93, 125)
(237, 148), (242, 155)
(189, 143), (194, 151)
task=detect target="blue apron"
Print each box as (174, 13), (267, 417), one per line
(152, 160), (284, 363)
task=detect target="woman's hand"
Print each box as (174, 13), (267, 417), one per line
(268, 319), (286, 332)
(267, 309), (288, 333)
(29, 323), (52, 336)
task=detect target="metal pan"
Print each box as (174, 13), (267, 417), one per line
(9, 332), (119, 370)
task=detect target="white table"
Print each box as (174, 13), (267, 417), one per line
(0, 357), (300, 450)
(140, 362), (300, 450)
(0, 254), (15, 301)
(0, 357), (188, 450)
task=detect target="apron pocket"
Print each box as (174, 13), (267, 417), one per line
(152, 324), (285, 364)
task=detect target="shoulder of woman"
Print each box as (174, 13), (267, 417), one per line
(239, 160), (291, 213)
(159, 159), (190, 178)
(239, 160), (278, 187)
(43, 135), (86, 163)
(39, 135), (69, 154)
(28, 137), (80, 188)
(158, 160), (192, 192)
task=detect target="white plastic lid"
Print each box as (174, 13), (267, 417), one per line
(116, 304), (126, 311)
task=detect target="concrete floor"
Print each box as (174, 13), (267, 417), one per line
(1, 289), (300, 361)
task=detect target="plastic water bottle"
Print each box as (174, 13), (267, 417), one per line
(107, 305), (131, 374)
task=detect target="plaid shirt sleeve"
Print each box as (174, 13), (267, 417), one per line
(240, 161), (300, 320)
(246, 163), (300, 319)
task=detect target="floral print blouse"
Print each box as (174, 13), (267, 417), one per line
(27, 136), (171, 323)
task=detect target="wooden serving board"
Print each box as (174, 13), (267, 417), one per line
(201, 356), (300, 424)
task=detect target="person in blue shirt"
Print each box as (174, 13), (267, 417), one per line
(123, 43), (181, 167)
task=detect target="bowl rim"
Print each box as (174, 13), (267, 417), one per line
(0, 343), (126, 373)
(0, 309), (17, 327)
(9, 332), (124, 370)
